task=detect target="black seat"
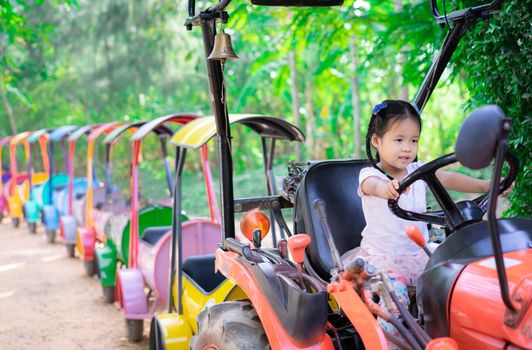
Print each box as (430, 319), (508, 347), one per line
(141, 226), (171, 245)
(183, 254), (226, 293)
(294, 159), (369, 280)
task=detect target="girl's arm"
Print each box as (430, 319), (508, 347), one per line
(435, 169), (490, 193)
(361, 176), (400, 199)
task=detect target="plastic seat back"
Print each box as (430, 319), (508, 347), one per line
(294, 159), (369, 279)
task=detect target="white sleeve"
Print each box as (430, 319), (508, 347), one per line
(408, 160), (424, 171)
(408, 160), (427, 191)
(357, 167), (385, 198)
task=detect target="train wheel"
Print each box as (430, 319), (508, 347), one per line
(190, 301), (269, 350)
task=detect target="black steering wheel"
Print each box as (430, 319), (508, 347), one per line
(388, 152), (518, 232)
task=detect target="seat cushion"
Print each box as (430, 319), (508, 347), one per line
(141, 226), (171, 245)
(182, 254), (225, 293)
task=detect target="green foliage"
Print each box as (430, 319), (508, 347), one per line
(0, 0), (529, 216)
(451, 0), (531, 217)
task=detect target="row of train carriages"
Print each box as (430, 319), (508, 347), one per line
(0, 113), (303, 346)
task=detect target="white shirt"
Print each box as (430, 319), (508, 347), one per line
(358, 162), (429, 256)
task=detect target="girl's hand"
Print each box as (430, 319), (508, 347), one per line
(501, 181), (514, 197)
(485, 179), (514, 197)
(378, 179), (400, 200)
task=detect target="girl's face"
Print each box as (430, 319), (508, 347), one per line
(371, 116), (420, 176)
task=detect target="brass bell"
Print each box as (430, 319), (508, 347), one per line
(207, 29), (239, 61)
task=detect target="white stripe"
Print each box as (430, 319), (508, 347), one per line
(41, 254), (63, 262)
(0, 262), (26, 272)
(0, 291), (15, 299)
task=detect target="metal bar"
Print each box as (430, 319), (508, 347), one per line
(169, 147), (182, 313)
(27, 143), (33, 195)
(9, 143), (17, 197)
(431, 0), (503, 22)
(160, 139), (174, 196)
(261, 137), (278, 246)
(175, 148), (187, 314)
(487, 119), (515, 312)
(85, 141), (95, 226)
(48, 141), (54, 205)
(200, 17), (235, 243)
(104, 144), (112, 203)
(416, 0), (503, 112)
(414, 20), (471, 112)
(234, 195), (293, 213)
(129, 141), (141, 269)
(61, 139), (69, 172)
(68, 141), (76, 215)
(200, 144), (220, 222)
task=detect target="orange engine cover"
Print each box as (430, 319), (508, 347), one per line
(449, 250), (532, 349)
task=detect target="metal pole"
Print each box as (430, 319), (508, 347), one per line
(261, 137), (280, 245)
(160, 139), (174, 197)
(200, 17), (235, 243)
(413, 21), (471, 112)
(48, 141), (54, 205)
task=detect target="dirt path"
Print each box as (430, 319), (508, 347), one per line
(0, 222), (148, 350)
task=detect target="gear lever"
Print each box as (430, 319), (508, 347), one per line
(406, 224), (432, 257)
(252, 229), (262, 249)
(278, 239), (288, 259)
(287, 234), (311, 289)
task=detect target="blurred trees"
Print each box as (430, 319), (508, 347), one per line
(0, 0), (529, 215)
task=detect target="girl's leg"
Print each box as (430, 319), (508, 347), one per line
(377, 273), (409, 349)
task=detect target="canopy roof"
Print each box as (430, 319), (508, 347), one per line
(10, 131), (31, 145)
(67, 125), (97, 142)
(28, 129), (50, 143)
(103, 121), (173, 144)
(49, 125), (78, 141)
(87, 122), (125, 141)
(130, 113), (199, 141)
(170, 114), (305, 150)
(0, 137), (11, 146)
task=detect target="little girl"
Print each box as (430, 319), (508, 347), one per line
(341, 99), (499, 342)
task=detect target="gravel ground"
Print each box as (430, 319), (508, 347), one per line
(0, 221), (149, 350)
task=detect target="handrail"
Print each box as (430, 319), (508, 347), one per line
(187, 0), (231, 26)
(431, 0), (503, 23)
(414, 0), (504, 111)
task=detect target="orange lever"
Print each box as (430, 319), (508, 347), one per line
(406, 224), (426, 248)
(288, 234), (311, 264)
(406, 224), (432, 257)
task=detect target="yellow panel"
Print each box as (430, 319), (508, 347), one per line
(177, 276), (245, 334)
(171, 114), (266, 149)
(170, 117), (216, 150)
(7, 193), (23, 217)
(31, 172), (49, 184)
(155, 313), (193, 350)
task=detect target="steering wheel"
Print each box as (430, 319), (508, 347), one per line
(387, 152), (518, 232)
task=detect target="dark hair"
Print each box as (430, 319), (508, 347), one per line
(365, 99), (422, 178)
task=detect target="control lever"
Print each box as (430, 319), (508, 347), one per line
(278, 239), (288, 259)
(252, 229), (262, 249)
(312, 199), (344, 272)
(287, 234), (311, 290)
(406, 224), (432, 257)
(344, 257), (377, 283)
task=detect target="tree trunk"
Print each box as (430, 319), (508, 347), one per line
(305, 83), (316, 159)
(0, 73), (17, 134)
(394, 0), (409, 101)
(288, 50), (301, 160)
(103, 37), (114, 96)
(349, 37), (361, 158)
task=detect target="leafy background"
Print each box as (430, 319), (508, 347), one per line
(0, 0), (529, 217)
